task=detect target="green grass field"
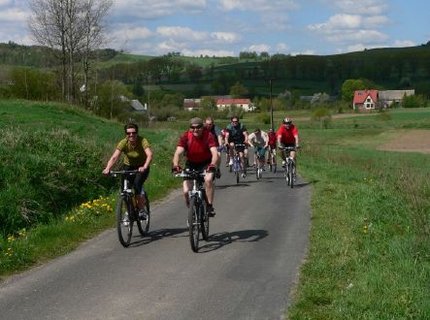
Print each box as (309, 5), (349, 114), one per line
(0, 100), (429, 319)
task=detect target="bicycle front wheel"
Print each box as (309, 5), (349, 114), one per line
(116, 196), (133, 247)
(188, 196), (200, 252)
(200, 201), (209, 241)
(288, 162), (294, 188)
(137, 194), (150, 236)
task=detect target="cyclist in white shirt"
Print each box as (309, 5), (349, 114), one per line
(247, 128), (269, 169)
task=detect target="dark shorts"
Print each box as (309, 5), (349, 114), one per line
(185, 160), (211, 172)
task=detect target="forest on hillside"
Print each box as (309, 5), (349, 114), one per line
(1, 41), (429, 120)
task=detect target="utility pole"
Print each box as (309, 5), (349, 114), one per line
(270, 79), (274, 130)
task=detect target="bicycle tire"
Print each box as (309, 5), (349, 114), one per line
(188, 196), (200, 252)
(288, 161), (294, 188)
(200, 201), (209, 241)
(236, 171), (240, 184)
(116, 196), (133, 247)
(137, 194), (150, 236)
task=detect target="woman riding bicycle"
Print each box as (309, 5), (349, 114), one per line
(172, 117), (218, 216)
(102, 122), (153, 217)
(247, 128), (269, 168)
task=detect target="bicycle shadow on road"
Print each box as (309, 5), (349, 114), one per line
(215, 183), (251, 189)
(197, 229), (269, 253)
(127, 227), (187, 247)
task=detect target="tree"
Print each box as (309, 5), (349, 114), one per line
(28, 0), (113, 103)
(230, 81), (249, 98)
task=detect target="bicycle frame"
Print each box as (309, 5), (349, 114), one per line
(281, 147), (296, 188)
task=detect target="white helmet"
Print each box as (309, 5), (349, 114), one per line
(283, 117), (292, 124)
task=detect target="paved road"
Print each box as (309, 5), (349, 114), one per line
(0, 165), (311, 320)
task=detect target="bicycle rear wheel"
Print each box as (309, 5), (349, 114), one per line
(137, 194), (150, 236)
(116, 196), (133, 247)
(200, 201), (209, 241)
(188, 196), (200, 252)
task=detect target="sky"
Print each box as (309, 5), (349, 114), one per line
(0, 0), (429, 57)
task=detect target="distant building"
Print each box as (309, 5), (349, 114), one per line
(353, 89), (415, 111)
(353, 89), (378, 111)
(378, 90), (415, 108)
(215, 98), (255, 111)
(183, 98), (201, 111)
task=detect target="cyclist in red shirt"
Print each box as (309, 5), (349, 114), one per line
(267, 127), (277, 165)
(172, 117), (219, 216)
(276, 117), (299, 166)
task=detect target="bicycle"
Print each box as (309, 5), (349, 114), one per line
(229, 143), (245, 184)
(267, 147), (277, 173)
(254, 147), (266, 180)
(109, 170), (150, 247)
(175, 169), (210, 252)
(280, 146), (296, 188)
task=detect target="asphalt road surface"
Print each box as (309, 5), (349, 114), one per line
(0, 164), (311, 320)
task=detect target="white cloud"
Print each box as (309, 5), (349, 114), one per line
(219, 0), (296, 12)
(248, 43), (270, 52)
(330, 0), (388, 15)
(0, 7), (28, 22)
(210, 32), (239, 43)
(157, 26), (207, 41)
(392, 40), (416, 47)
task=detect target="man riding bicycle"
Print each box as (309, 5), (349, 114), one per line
(247, 128), (269, 169)
(224, 116), (248, 177)
(172, 117), (219, 216)
(276, 117), (299, 166)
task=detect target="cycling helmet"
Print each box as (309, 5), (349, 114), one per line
(283, 117), (292, 124)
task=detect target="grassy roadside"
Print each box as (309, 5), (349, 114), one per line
(287, 113), (430, 319)
(0, 101), (429, 318)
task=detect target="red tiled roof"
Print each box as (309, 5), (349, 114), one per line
(216, 98), (251, 104)
(353, 90), (378, 104)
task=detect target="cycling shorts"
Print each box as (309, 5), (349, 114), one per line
(122, 165), (150, 195)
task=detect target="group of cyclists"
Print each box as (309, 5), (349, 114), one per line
(103, 115), (299, 219)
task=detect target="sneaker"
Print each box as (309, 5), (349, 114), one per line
(241, 173), (246, 178)
(138, 209), (147, 220)
(282, 160), (286, 168)
(207, 204), (216, 217)
(229, 159), (233, 166)
(215, 168), (221, 179)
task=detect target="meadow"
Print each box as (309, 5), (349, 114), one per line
(0, 100), (428, 319)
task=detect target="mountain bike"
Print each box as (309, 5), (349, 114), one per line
(229, 143), (245, 184)
(281, 146), (296, 188)
(254, 147), (266, 180)
(109, 170), (150, 247)
(175, 169), (210, 252)
(267, 147), (277, 173)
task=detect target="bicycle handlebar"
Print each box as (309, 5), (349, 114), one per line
(174, 169), (206, 179)
(109, 170), (139, 177)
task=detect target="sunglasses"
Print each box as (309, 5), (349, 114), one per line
(190, 125), (203, 130)
(126, 131), (137, 135)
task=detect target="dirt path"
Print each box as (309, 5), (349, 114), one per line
(377, 129), (430, 154)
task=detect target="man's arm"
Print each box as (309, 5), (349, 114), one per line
(172, 146), (185, 167)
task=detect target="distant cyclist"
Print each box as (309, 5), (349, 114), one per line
(267, 127), (277, 166)
(224, 116), (248, 177)
(204, 116), (223, 178)
(172, 117), (218, 216)
(276, 117), (299, 166)
(102, 122), (153, 218)
(247, 128), (269, 168)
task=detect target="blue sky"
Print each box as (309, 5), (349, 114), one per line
(1, 0), (429, 57)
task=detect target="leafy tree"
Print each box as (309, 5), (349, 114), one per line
(230, 81), (249, 98)
(10, 67), (58, 100)
(200, 96), (216, 110)
(95, 80), (129, 119)
(340, 79), (370, 102)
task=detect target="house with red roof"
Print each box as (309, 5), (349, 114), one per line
(353, 90), (378, 111)
(216, 98), (255, 111)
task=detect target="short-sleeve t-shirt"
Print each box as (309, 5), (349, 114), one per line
(177, 129), (216, 164)
(276, 125), (298, 144)
(117, 136), (151, 167)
